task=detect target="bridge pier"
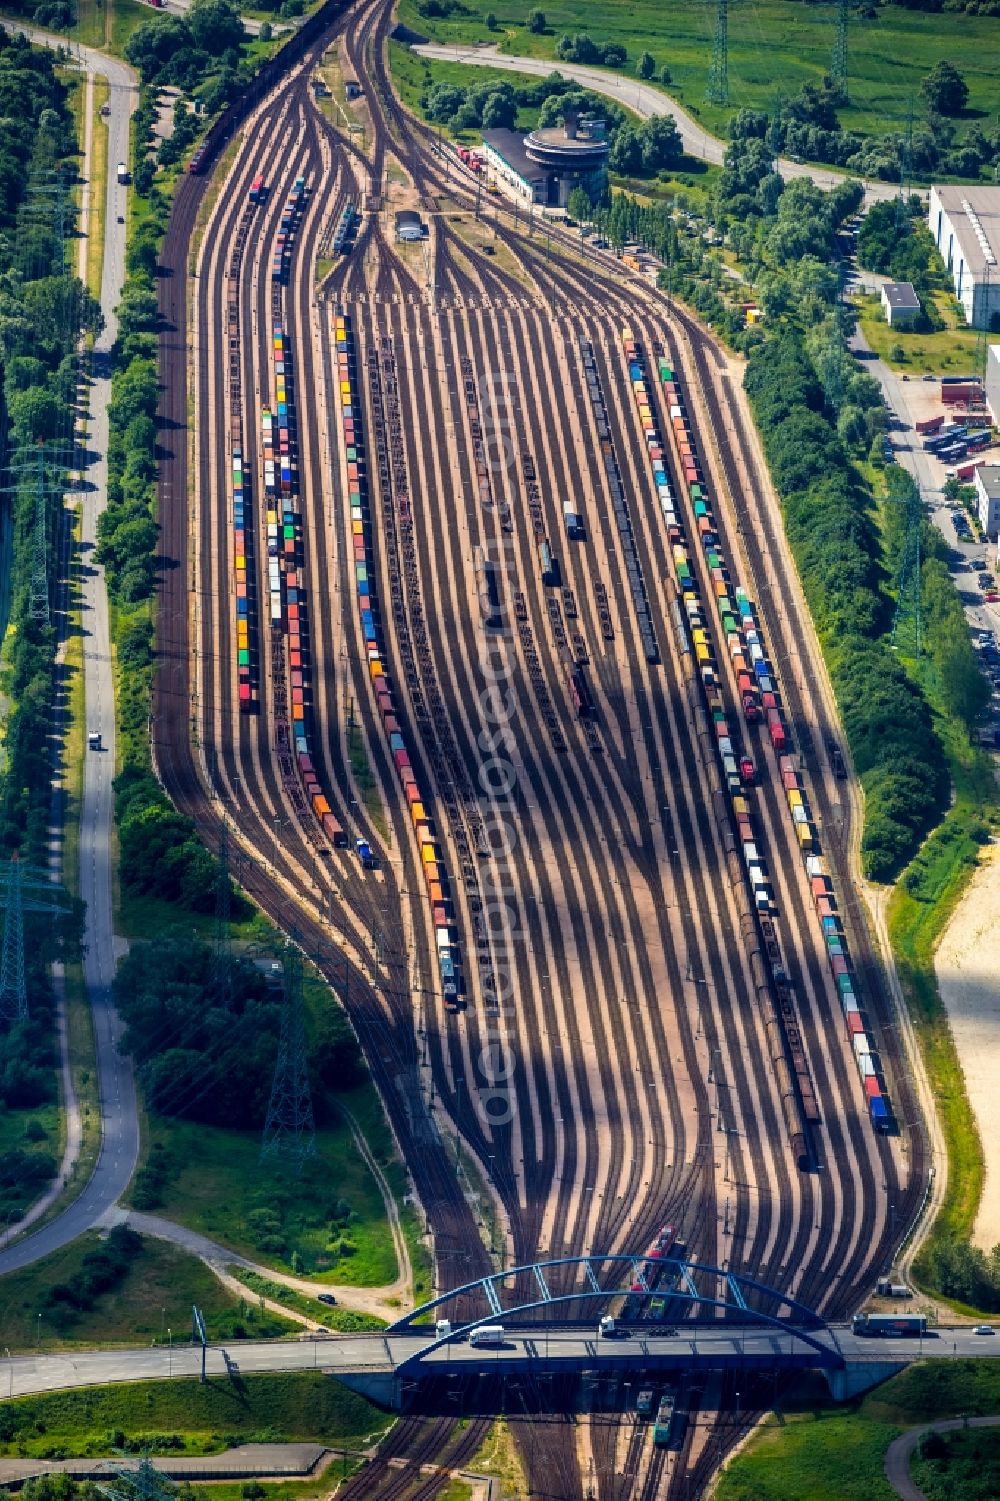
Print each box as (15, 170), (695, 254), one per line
(333, 1371), (401, 1408)
(823, 1361), (906, 1401)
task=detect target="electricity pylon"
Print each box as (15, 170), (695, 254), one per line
(831, 0), (849, 103)
(213, 820), (233, 1008)
(0, 856), (70, 1024)
(2, 441), (75, 632)
(98, 1452), (177, 1501)
(261, 940), (317, 1167)
(705, 0), (729, 106)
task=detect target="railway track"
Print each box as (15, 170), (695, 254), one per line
(149, 2), (922, 1493)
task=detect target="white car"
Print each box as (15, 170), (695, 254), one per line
(974, 1324), (995, 1335)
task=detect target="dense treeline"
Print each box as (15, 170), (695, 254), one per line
(114, 931), (364, 1130)
(0, 33), (93, 1125)
(124, 0), (254, 113)
(95, 141), (223, 913)
(744, 335), (950, 879)
(729, 62), (1000, 182)
(421, 72), (681, 180)
(921, 1236), (1000, 1312)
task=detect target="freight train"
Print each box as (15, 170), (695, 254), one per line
(336, 309), (465, 1012)
(629, 328), (893, 1138)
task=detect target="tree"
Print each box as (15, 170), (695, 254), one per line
(920, 60), (968, 117)
(567, 185), (593, 222)
(259, 19), (272, 39)
(481, 89), (517, 129)
(659, 64), (672, 86)
(637, 51), (655, 80)
(601, 42), (627, 67)
(484, 10), (498, 28)
(608, 126), (642, 175)
(527, 8), (546, 31)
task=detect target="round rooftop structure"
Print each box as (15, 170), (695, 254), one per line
(523, 123), (610, 172)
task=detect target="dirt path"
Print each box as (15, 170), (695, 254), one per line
(935, 841), (1000, 1250)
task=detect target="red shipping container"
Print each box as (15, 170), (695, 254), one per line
(404, 783), (421, 805)
(400, 766), (416, 786)
(393, 749), (410, 770)
(238, 683), (251, 703)
(864, 1076), (881, 1099)
(847, 1012), (865, 1035)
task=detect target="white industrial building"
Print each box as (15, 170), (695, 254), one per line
(928, 185), (1000, 330)
(975, 464), (1000, 540)
(880, 281), (920, 327)
(986, 344), (1000, 425)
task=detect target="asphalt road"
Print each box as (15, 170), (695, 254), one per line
(849, 326), (1000, 647)
(0, 30), (141, 1277)
(411, 43), (902, 205)
(884, 1415), (1000, 1501)
(3, 1325), (999, 1397)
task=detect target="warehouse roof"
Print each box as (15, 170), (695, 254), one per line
(481, 129), (545, 185)
(395, 209), (422, 228)
(976, 464), (1000, 501)
(882, 281), (920, 310)
(933, 185), (1000, 281)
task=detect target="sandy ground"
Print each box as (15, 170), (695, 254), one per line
(935, 840), (1000, 1250)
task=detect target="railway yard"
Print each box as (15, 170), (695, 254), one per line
(149, 0), (928, 1493)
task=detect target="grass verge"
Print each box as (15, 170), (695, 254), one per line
(347, 725), (388, 840)
(716, 1361), (1000, 1501)
(0, 1232), (294, 1354)
(854, 291), (981, 377)
(465, 1418), (528, 1499)
(86, 76), (110, 301)
(127, 1085), (402, 1286)
(0, 1372), (392, 1456)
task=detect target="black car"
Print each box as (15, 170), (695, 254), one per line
(317, 1292), (337, 1307)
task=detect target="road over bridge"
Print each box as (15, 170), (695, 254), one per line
(4, 1325), (996, 1410)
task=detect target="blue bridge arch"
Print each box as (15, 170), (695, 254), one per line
(389, 1253), (838, 1373)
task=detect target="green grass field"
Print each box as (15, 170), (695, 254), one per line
(0, 1373), (391, 1457)
(855, 292), (981, 377)
(716, 1363), (1000, 1501)
(396, 0), (1000, 144)
(132, 1088), (401, 1287)
(0, 1232), (293, 1352)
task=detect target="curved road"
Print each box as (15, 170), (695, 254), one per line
(885, 1414), (1000, 1501)
(0, 27), (141, 1275)
(411, 42), (901, 204)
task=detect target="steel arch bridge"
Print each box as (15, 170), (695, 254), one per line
(388, 1253), (837, 1372)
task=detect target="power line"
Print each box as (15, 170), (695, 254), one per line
(0, 856), (69, 1024)
(831, 0), (849, 104)
(705, 0), (729, 108)
(261, 942), (316, 1167)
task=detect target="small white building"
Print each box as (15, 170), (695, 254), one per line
(975, 463), (1000, 540)
(880, 281), (920, 327)
(928, 185), (1000, 330)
